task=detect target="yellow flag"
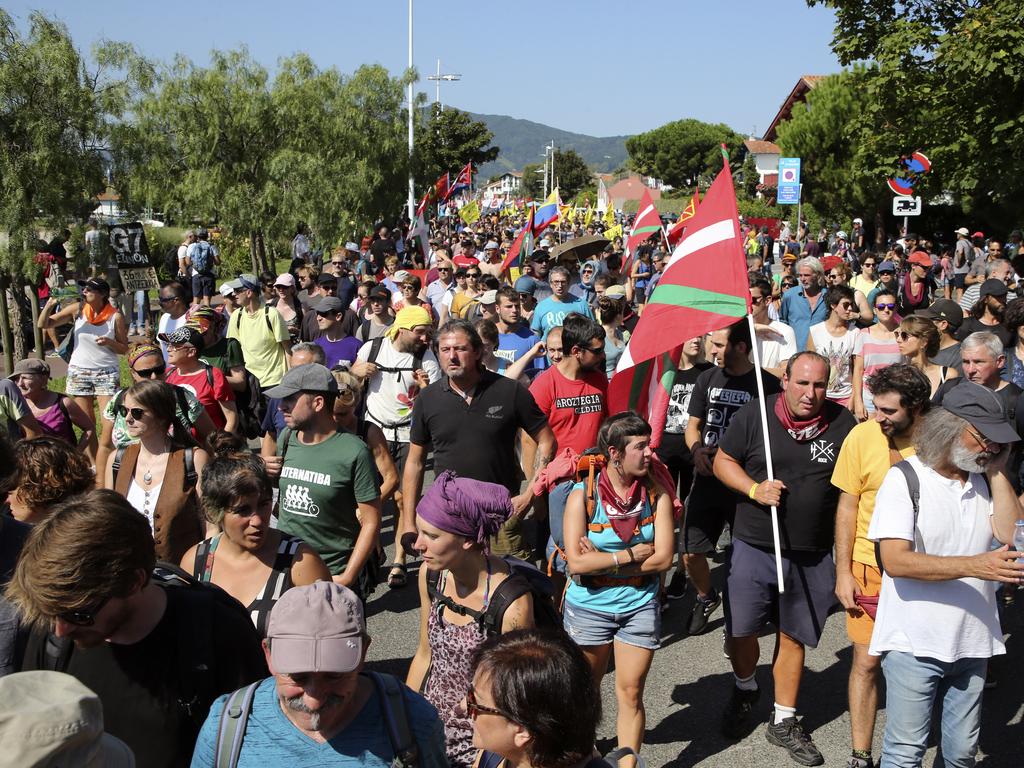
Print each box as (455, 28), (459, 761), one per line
(603, 224), (622, 240)
(603, 205), (615, 229)
(584, 206), (593, 226)
(459, 201), (480, 225)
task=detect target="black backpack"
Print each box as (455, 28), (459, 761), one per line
(38, 562), (261, 731)
(163, 245), (181, 278)
(426, 557), (562, 637)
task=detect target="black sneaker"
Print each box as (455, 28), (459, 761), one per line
(765, 717), (824, 766)
(687, 591), (721, 635)
(720, 685), (760, 739)
(666, 571), (688, 600)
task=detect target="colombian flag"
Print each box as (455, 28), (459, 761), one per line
(532, 189), (560, 235)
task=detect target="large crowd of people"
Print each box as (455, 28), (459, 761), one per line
(0, 216), (1022, 768)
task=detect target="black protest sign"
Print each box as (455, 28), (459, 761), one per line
(108, 222), (159, 291)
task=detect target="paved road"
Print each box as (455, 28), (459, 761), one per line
(364, 511), (1024, 768)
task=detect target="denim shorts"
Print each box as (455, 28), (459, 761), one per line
(563, 598), (661, 650)
(65, 365), (120, 397)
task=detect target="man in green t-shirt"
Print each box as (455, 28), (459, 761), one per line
(266, 364), (381, 599)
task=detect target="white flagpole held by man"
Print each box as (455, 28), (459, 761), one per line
(745, 312), (785, 592)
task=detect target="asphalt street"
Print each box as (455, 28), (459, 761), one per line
(363, 506), (1024, 768)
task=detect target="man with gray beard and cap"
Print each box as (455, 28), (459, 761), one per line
(868, 381), (1024, 768)
(190, 582), (446, 767)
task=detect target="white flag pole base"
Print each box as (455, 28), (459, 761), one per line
(746, 313), (785, 593)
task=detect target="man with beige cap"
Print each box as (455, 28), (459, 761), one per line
(191, 582), (446, 767)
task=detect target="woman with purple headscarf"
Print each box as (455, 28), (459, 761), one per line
(406, 471), (536, 768)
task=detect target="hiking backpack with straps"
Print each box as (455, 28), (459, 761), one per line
(213, 671), (420, 768)
(426, 557), (562, 637)
(360, 336), (424, 431)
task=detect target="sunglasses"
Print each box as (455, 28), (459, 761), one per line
(894, 330), (915, 341)
(331, 261), (345, 266)
(133, 364), (165, 379)
(158, 296), (179, 304)
(875, 303), (896, 310)
(581, 343), (605, 355)
(57, 596), (111, 627)
(117, 405), (147, 420)
(465, 686), (515, 721)
(467, 273), (481, 278)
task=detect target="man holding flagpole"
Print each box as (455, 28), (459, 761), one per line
(713, 350), (856, 763)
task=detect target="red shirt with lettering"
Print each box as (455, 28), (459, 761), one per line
(529, 365), (608, 455)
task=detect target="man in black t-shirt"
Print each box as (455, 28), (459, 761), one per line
(9, 490), (267, 768)
(683, 322), (781, 635)
(713, 351), (856, 762)
(404, 319), (554, 560)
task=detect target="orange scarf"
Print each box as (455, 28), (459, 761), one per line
(82, 302), (116, 325)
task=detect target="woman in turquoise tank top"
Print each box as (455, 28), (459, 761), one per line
(562, 412), (674, 767)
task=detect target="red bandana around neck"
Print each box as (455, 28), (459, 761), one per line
(774, 395), (830, 442)
(597, 470), (647, 544)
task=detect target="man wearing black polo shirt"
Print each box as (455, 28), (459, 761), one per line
(402, 319), (555, 559)
(683, 321), (782, 636)
(713, 351), (856, 764)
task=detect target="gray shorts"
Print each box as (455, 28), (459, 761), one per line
(724, 538), (836, 648)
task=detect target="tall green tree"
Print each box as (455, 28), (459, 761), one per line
(626, 118), (744, 189)
(552, 148), (592, 200)
(0, 11), (122, 366)
(521, 162), (544, 200)
(415, 104), (498, 194)
(809, 0), (1024, 221)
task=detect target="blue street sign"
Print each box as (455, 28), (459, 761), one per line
(778, 157), (801, 205)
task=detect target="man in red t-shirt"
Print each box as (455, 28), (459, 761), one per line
(161, 325), (238, 433)
(526, 313), (608, 576)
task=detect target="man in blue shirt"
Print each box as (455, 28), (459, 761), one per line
(495, 286), (545, 376)
(779, 256), (828, 349)
(191, 582), (446, 767)
(531, 265), (594, 340)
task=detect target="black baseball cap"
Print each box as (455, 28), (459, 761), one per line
(942, 381), (1020, 445)
(917, 299), (964, 328)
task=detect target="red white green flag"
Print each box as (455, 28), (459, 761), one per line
(626, 188), (663, 253)
(609, 153), (750, 447)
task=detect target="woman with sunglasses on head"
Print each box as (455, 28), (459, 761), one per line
(895, 315), (957, 397)
(330, 371), (399, 505)
(822, 258), (873, 325)
(38, 277), (129, 431)
(561, 412), (673, 768)
(466, 629), (618, 768)
(96, 341), (217, 478)
(407, 472), (535, 768)
(807, 285), (861, 408)
(850, 291), (903, 421)
(102, 379), (209, 562)
(181, 435), (331, 637)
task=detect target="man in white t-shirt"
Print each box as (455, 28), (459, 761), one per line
(868, 381), (1024, 768)
(352, 305), (441, 587)
(750, 277), (796, 379)
(156, 282), (190, 362)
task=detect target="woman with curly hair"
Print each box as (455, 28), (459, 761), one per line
(6, 437), (95, 525)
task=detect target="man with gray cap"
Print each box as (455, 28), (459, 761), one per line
(267, 364), (382, 600)
(868, 381), (1024, 767)
(190, 582), (446, 767)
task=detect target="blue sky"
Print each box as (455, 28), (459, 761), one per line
(8, 0), (841, 137)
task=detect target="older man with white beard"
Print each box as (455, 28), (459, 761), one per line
(868, 381), (1024, 768)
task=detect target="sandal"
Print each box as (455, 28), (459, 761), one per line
(387, 564), (408, 589)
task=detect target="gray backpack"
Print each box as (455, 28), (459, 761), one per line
(213, 671), (419, 768)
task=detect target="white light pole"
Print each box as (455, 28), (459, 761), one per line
(407, 0), (415, 222)
(426, 59), (461, 110)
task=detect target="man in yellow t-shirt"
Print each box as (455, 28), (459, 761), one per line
(830, 363), (932, 768)
(227, 273), (291, 389)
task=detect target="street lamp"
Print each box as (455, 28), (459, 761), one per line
(426, 59), (461, 110)
(407, 0), (415, 222)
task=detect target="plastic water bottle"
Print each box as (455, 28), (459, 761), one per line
(1013, 521), (1024, 563)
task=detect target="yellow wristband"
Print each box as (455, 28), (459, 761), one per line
(748, 482), (759, 500)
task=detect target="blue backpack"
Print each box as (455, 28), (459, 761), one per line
(192, 241), (214, 274)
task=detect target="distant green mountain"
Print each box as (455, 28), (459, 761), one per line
(464, 111), (630, 181)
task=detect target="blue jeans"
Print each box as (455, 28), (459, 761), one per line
(134, 290), (147, 328)
(880, 651), (987, 768)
